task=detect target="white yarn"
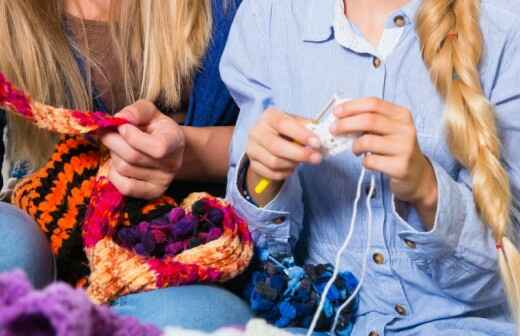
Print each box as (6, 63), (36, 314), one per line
(306, 167), (369, 336)
(330, 173), (375, 333)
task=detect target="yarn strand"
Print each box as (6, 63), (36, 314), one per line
(306, 167), (367, 336)
(331, 173), (375, 333)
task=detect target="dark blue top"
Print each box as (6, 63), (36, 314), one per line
(0, 0), (241, 195)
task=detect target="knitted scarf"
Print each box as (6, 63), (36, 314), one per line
(0, 72), (253, 304)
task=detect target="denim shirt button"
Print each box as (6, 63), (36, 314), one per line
(369, 331), (380, 336)
(394, 15), (406, 28)
(372, 252), (385, 265)
(404, 239), (417, 249)
(395, 304), (407, 316)
(373, 56), (382, 68)
(273, 216), (286, 225)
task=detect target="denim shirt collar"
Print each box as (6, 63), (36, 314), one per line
(303, 0), (422, 43)
(302, 0), (335, 42)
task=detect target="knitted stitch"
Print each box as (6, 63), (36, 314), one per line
(0, 72), (253, 303)
(0, 271), (161, 336)
(243, 248), (358, 335)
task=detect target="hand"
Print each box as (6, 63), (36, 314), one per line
(332, 98), (438, 225)
(100, 100), (185, 200)
(246, 108), (322, 205)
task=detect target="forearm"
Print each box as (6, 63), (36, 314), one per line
(176, 126), (234, 182)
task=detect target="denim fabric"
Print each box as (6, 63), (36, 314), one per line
(111, 285), (252, 331)
(221, 0), (520, 335)
(0, 203), (55, 288)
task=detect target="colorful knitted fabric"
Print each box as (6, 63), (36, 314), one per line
(0, 72), (253, 304)
(243, 248), (358, 335)
(0, 271), (161, 336)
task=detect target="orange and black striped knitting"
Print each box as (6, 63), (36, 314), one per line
(0, 72), (253, 304)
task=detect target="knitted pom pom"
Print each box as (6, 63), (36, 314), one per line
(243, 249), (358, 336)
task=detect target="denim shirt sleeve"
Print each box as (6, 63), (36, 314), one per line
(392, 28), (520, 304)
(220, 0), (304, 254)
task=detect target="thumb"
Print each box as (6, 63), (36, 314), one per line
(115, 100), (159, 126)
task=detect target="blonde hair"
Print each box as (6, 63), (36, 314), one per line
(417, 0), (520, 323)
(0, 0), (212, 168)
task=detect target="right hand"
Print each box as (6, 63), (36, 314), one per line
(246, 108), (322, 184)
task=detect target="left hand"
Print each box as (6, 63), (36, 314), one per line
(331, 98), (437, 213)
(100, 100), (185, 200)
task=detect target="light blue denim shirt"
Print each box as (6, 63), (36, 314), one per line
(220, 0), (520, 335)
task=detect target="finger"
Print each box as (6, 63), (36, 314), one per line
(108, 169), (164, 200)
(247, 142), (298, 171)
(331, 113), (400, 136)
(249, 159), (294, 181)
(334, 97), (404, 119)
(101, 132), (159, 168)
(256, 133), (322, 164)
(115, 100), (159, 126)
(108, 168), (165, 199)
(263, 108), (320, 148)
(352, 134), (402, 156)
(332, 115), (404, 138)
(111, 154), (173, 185)
(118, 123), (181, 160)
(275, 114), (321, 148)
(362, 154), (408, 179)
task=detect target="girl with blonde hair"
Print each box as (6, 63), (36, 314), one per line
(0, 0), (252, 330)
(222, 0), (520, 334)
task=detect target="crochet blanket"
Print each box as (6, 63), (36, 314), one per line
(0, 73), (253, 304)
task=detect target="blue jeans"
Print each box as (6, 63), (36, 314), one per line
(112, 286), (253, 331)
(0, 202), (55, 288)
(0, 203), (252, 331)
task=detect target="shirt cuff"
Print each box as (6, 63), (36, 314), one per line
(393, 160), (467, 259)
(228, 155), (303, 255)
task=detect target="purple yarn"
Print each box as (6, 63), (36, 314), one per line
(170, 215), (197, 238)
(207, 208), (224, 225)
(165, 241), (187, 256)
(206, 228), (223, 242)
(167, 208), (185, 223)
(0, 271), (161, 336)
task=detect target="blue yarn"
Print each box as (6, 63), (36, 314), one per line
(10, 160), (30, 179)
(244, 248), (358, 335)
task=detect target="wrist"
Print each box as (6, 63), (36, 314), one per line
(415, 159), (437, 204)
(245, 160), (284, 207)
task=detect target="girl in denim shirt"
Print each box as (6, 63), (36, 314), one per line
(221, 0), (520, 334)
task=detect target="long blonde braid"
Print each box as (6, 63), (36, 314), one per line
(416, 0), (520, 322)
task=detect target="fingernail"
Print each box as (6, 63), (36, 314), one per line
(308, 137), (321, 149)
(330, 123), (337, 134)
(333, 105), (342, 116)
(119, 124), (128, 136)
(310, 153), (322, 164)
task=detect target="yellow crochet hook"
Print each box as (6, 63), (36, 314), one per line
(254, 178), (271, 194)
